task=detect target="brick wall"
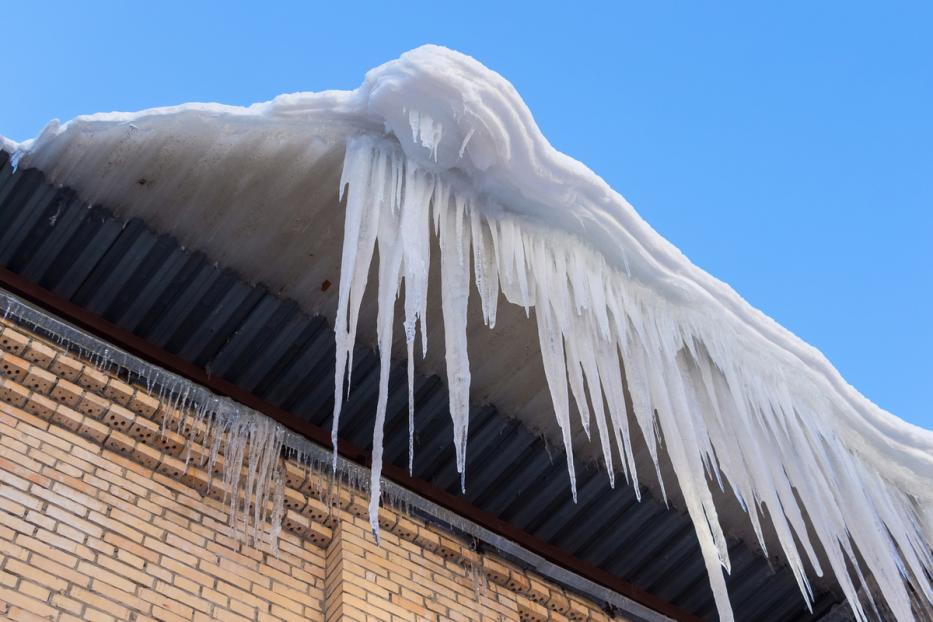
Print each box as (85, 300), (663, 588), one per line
(0, 316), (625, 622)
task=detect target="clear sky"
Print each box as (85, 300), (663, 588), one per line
(3, 2), (930, 429)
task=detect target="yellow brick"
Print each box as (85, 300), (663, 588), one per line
(283, 508), (311, 537)
(88, 509), (145, 544)
(85, 608), (118, 622)
(283, 461), (308, 489)
(483, 557), (511, 585)
(546, 589), (571, 614)
(22, 340), (57, 368)
(414, 526), (440, 552)
(437, 535), (463, 561)
(103, 429), (136, 456)
(77, 561), (138, 593)
(19, 578), (51, 602)
(0, 376), (29, 407)
(153, 580), (212, 614)
(102, 403), (135, 431)
(156, 454), (187, 481)
(30, 552), (92, 588)
(0, 352), (30, 381)
(282, 485), (307, 512)
(306, 521), (333, 549)
(78, 414), (111, 443)
(567, 595), (592, 621)
(101, 378), (135, 406)
(22, 366), (57, 394)
(128, 391), (160, 418)
(52, 593), (85, 615)
(70, 585), (131, 619)
(131, 440), (163, 470)
(182, 465), (213, 494)
(0, 453), (48, 488)
(394, 516), (420, 541)
(48, 353), (84, 382)
(103, 532), (159, 564)
(6, 557), (68, 592)
(0, 585), (58, 619)
(76, 391), (110, 420)
(0, 326), (30, 354)
(48, 378), (85, 407)
(507, 568), (532, 594)
(22, 391), (58, 421)
(201, 587), (230, 611)
(126, 415), (160, 444)
(49, 403), (84, 432)
(153, 428), (187, 457)
(77, 367), (109, 392)
(1, 400), (50, 433)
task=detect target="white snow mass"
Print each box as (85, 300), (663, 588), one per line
(6, 45), (931, 622)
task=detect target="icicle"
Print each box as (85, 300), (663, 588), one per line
(470, 209), (499, 329)
(571, 321), (616, 488)
(532, 262), (578, 501)
(267, 465), (286, 556)
(437, 183), (473, 490)
(332, 137), (384, 470)
(399, 161), (434, 476)
(367, 156), (405, 538)
(408, 109), (443, 162)
(407, 340), (415, 476)
(325, 134), (931, 622)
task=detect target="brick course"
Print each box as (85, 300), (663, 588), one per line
(0, 318), (622, 622)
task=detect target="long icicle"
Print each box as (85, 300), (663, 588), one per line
(330, 136), (931, 622)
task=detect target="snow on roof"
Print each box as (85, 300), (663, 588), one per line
(6, 45), (931, 621)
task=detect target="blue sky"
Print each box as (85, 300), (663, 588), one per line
(3, 2), (930, 429)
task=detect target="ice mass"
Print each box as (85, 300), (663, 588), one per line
(5, 45), (931, 621)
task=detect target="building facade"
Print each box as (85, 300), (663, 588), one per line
(0, 313), (630, 622)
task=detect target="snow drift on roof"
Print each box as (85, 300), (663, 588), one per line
(6, 45), (931, 621)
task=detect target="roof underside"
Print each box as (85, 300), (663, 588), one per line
(0, 150), (848, 621)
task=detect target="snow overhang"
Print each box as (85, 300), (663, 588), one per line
(3, 45), (930, 622)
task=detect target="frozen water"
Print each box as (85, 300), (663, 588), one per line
(6, 44), (931, 621)
(327, 135), (933, 621)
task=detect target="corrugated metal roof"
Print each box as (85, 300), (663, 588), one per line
(0, 149), (846, 621)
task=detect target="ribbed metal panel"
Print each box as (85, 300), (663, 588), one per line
(0, 150), (844, 621)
